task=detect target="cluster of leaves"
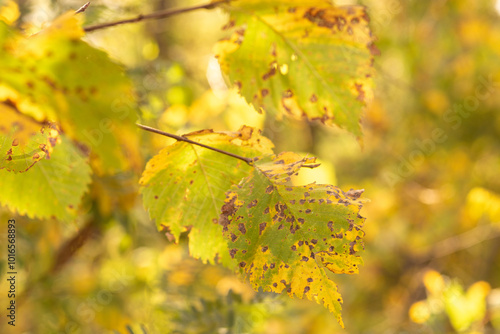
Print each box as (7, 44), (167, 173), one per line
(0, 0), (376, 327)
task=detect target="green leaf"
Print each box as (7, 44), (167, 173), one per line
(0, 134), (92, 221)
(0, 102), (60, 173)
(219, 152), (366, 326)
(0, 14), (141, 174)
(215, 0), (377, 137)
(140, 126), (274, 266)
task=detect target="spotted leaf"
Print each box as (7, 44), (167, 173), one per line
(220, 153), (366, 327)
(140, 126), (274, 267)
(0, 134), (92, 221)
(0, 102), (60, 172)
(214, 0), (377, 137)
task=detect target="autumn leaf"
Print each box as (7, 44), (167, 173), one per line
(0, 14), (141, 174)
(220, 152), (366, 326)
(140, 126), (274, 266)
(214, 0), (377, 137)
(0, 134), (92, 221)
(0, 102), (60, 172)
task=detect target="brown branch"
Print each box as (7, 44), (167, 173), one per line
(137, 123), (254, 165)
(75, 2), (90, 14)
(83, 0), (229, 33)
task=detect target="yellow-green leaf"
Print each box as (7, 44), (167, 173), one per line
(140, 126), (274, 266)
(214, 0), (377, 137)
(0, 102), (60, 172)
(0, 134), (92, 221)
(220, 153), (366, 326)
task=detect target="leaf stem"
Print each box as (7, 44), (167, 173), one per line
(136, 123), (254, 165)
(83, 0), (229, 33)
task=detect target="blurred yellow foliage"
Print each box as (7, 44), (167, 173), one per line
(465, 187), (500, 224)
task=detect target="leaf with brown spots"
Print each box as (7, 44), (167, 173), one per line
(0, 14), (141, 174)
(0, 135), (92, 221)
(140, 126), (273, 267)
(220, 153), (366, 326)
(0, 102), (60, 172)
(214, 0), (377, 137)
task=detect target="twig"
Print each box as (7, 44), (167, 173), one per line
(83, 0), (229, 33)
(137, 123), (254, 165)
(75, 2), (90, 14)
(417, 223), (500, 263)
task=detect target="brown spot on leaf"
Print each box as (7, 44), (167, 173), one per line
(12, 139), (19, 146)
(239, 261), (246, 268)
(262, 66), (276, 80)
(304, 286), (310, 293)
(270, 263), (275, 269)
(328, 221), (334, 231)
(247, 199), (258, 208)
(305, 209), (312, 214)
(265, 185), (274, 194)
(238, 223), (246, 235)
(222, 20), (235, 30)
(230, 249), (237, 258)
(261, 88), (269, 97)
(230, 233), (237, 242)
(291, 245), (297, 251)
(261, 246), (268, 252)
(259, 222), (267, 235)
(301, 256), (309, 262)
(310, 94), (318, 103)
(273, 283), (278, 287)
(307, 278), (313, 283)
(354, 83), (365, 101)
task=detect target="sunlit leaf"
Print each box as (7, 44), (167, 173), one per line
(0, 102), (60, 172)
(0, 135), (92, 221)
(220, 153), (366, 326)
(215, 0), (377, 137)
(140, 126), (274, 266)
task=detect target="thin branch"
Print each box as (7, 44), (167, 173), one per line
(416, 223), (500, 263)
(137, 123), (254, 165)
(302, 163), (321, 169)
(83, 0), (229, 33)
(75, 2), (90, 14)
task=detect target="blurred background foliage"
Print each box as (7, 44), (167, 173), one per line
(1, 0), (500, 333)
